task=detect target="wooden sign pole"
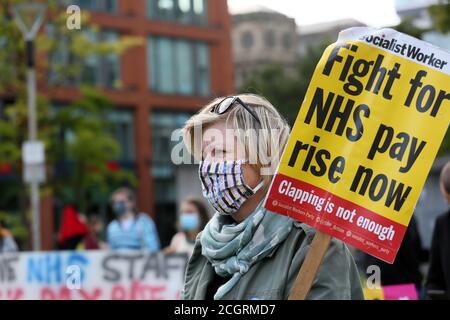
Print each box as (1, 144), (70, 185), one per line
(288, 231), (332, 300)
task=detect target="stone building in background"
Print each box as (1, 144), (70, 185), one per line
(231, 6), (367, 90)
(297, 18), (366, 56)
(231, 5), (298, 89)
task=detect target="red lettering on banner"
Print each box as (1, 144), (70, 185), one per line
(265, 173), (407, 263)
(40, 287), (103, 300)
(41, 287), (72, 300)
(111, 281), (167, 300)
(79, 288), (102, 300)
(0, 288), (24, 300)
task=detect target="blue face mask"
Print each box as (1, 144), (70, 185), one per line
(112, 201), (128, 217)
(180, 213), (200, 232)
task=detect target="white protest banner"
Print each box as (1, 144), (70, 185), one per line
(0, 250), (188, 300)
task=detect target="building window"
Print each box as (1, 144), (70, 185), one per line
(62, 0), (118, 14)
(48, 26), (121, 88)
(50, 104), (134, 163)
(148, 37), (210, 96)
(150, 111), (191, 182)
(108, 110), (135, 162)
(241, 31), (254, 49)
(147, 0), (208, 26)
(150, 111), (192, 246)
(80, 30), (121, 88)
(264, 30), (276, 48)
(282, 33), (292, 49)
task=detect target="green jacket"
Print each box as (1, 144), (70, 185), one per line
(182, 220), (364, 300)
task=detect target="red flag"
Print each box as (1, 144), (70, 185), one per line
(58, 205), (88, 244)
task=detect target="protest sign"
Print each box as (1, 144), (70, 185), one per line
(0, 250), (187, 300)
(264, 27), (450, 264)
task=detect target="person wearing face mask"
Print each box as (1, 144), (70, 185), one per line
(106, 187), (160, 252)
(0, 220), (18, 253)
(181, 94), (363, 300)
(164, 198), (210, 256)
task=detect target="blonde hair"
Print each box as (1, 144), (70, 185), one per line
(182, 93), (291, 186)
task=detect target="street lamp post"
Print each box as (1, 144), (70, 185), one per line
(13, 3), (47, 251)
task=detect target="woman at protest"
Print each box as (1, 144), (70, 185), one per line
(106, 187), (160, 252)
(0, 220), (18, 253)
(181, 94), (363, 300)
(164, 198), (210, 256)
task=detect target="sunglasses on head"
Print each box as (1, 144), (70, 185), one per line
(212, 96), (262, 126)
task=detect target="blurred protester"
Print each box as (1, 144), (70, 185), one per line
(164, 198), (210, 256)
(57, 205), (89, 250)
(78, 215), (107, 250)
(0, 220), (18, 253)
(361, 216), (428, 292)
(107, 187), (160, 251)
(426, 161), (450, 299)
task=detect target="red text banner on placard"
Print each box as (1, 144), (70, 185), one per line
(265, 173), (407, 263)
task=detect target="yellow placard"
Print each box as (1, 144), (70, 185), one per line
(279, 38), (450, 226)
(265, 27), (450, 263)
(363, 287), (385, 300)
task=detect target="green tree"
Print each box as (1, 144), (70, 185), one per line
(0, 0), (140, 248)
(394, 17), (430, 39)
(429, 0), (450, 33)
(50, 87), (137, 212)
(240, 64), (301, 125)
(240, 42), (328, 126)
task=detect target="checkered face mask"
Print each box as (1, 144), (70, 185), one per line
(198, 160), (264, 216)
